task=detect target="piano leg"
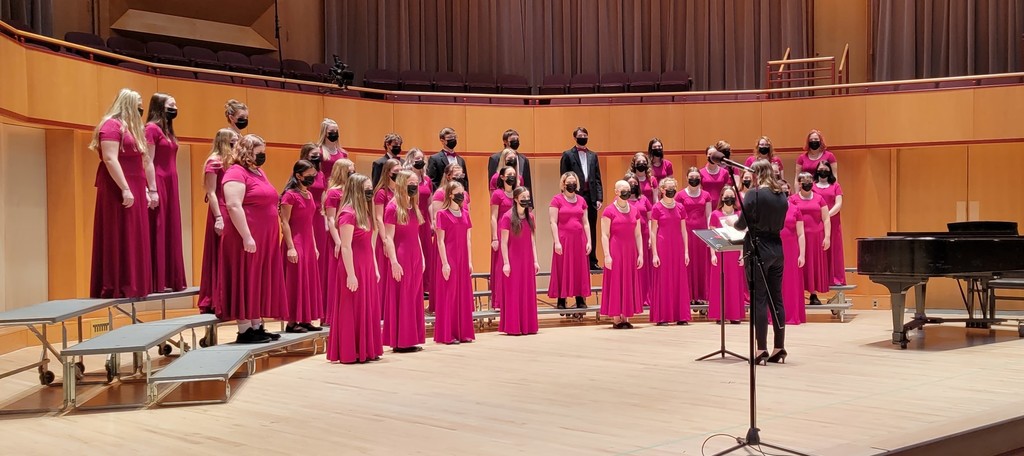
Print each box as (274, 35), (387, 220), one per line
(914, 283), (927, 320)
(891, 291), (911, 349)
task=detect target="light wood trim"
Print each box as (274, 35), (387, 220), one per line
(110, 9), (277, 51)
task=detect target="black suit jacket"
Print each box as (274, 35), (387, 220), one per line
(371, 152), (400, 189)
(487, 152), (532, 194)
(560, 146), (602, 202)
(426, 151), (468, 191)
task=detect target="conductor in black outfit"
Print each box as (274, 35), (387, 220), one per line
(559, 127), (603, 270)
(734, 159), (789, 364)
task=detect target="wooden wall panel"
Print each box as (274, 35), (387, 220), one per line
(866, 91), (975, 146)
(761, 96), (868, 151)
(322, 97), (394, 151)
(680, 101), (762, 152)
(972, 87), (1024, 141)
(155, 78), (247, 140)
(97, 66), (159, 114)
(26, 52), (100, 126)
(392, 103), (468, 155)
(896, 146), (969, 231)
(464, 105), (537, 156)
(243, 87), (325, 146)
(533, 106), (611, 154)
(603, 104), (686, 153)
(967, 143), (1024, 224)
(0, 38), (29, 117)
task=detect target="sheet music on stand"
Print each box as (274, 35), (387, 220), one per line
(693, 229), (745, 252)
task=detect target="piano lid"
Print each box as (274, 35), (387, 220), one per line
(947, 221), (1018, 235)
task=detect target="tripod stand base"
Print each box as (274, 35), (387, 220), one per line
(695, 348), (748, 362)
(712, 427), (810, 456)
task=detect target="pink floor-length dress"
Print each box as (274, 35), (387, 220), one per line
(433, 208), (475, 344)
(322, 188), (343, 322)
(796, 150), (837, 176)
(145, 123), (187, 292)
(197, 156), (225, 312)
(677, 189), (712, 303)
(650, 159), (674, 181)
(638, 175), (657, 204)
(600, 204), (642, 318)
(498, 212), (539, 335)
(382, 201), (426, 349)
(708, 210), (746, 321)
(281, 190), (323, 323)
(700, 165), (731, 206)
(428, 188), (471, 313)
(813, 182), (846, 285)
(489, 189), (514, 310)
(629, 196), (654, 307)
(90, 118), (153, 299)
(308, 170), (330, 305)
(790, 193), (830, 294)
(215, 165), (287, 321)
(417, 176), (434, 302)
(650, 201), (692, 323)
(781, 204), (806, 325)
(327, 207), (383, 363)
(547, 194), (591, 299)
(373, 187), (394, 306)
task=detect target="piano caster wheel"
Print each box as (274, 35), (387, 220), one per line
(39, 370), (55, 385)
(1018, 327), (1024, 338)
(159, 344), (173, 356)
(899, 342), (908, 349)
(104, 360), (115, 383)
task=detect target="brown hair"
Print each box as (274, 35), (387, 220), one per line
(509, 187), (534, 235)
(804, 129), (827, 152)
(373, 158), (401, 194)
(392, 170), (423, 225)
(751, 159), (783, 193)
(225, 134), (265, 169)
(145, 92), (176, 143)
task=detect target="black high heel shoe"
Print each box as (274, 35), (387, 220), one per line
(767, 349), (788, 364)
(754, 351), (769, 365)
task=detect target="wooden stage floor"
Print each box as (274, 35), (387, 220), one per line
(1, 310), (1023, 455)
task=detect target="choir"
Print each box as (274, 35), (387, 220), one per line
(89, 87), (847, 364)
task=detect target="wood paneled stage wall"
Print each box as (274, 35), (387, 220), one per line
(2, 35), (1023, 318)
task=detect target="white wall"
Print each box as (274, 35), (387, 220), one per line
(0, 124), (49, 312)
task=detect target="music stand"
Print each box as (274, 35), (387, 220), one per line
(694, 229), (748, 362)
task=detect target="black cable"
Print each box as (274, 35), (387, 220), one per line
(701, 434), (742, 456)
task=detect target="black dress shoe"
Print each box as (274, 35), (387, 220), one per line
(285, 324), (308, 333)
(236, 327), (271, 344)
(767, 349), (788, 364)
(590, 262), (601, 271)
(729, 320), (742, 325)
(753, 351), (769, 366)
(256, 325), (281, 341)
(575, 300), (588, 309)
(809, 294), (822, 305)
(299, 322), (323, 332)
(612, 322), (626, 329)
(676, 321), (689, 326)
(394, 346), (423, 353)
(656, 322), (669, 326)
(623, 321), (634, 329)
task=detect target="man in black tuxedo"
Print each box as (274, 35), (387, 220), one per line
(559, 126), (603, 270)
(426, 127), (468, 191)
(371, 133), (403, 188)
(487, 128), (532, 194)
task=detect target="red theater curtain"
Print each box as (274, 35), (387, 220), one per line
(871, 0), (1024, 81)
(325, 0), (809, 91)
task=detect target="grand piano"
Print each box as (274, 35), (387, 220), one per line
(858, 221), (1024, 349)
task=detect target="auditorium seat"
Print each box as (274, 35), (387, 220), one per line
(611, 96), (642, 103)
(641, 95), (673, 103)
(217, 51), (260, 74)
(196, 72), (233, 84)
(158, 68), (196, 79)
(490, 97), (527, 105)
(598, 72), (628, 93)
(421, 95), (457, 103)
(735, 93), (761, 101)
(539, 74), (570, 95)
(434, 72), (466, 93)
(311, 63), (332, 82)
(400, 70), (433, 92)
(569, 73), (599, 94)
(145, 41), (191, 67)
(106, 36), (149, 61)
(183, 46), (225, 70)
(363, 69), (400, 90)
(117, 61), (150, 74)
(549, 97), (579, 105)
(242, 78), (268, 87)
(937, 79), (977, 89)
(579, 96), (607, 104)
(979, 76), (1023, 86)
(864, 85), (895, 93)
(628, 71), (659, 93)
(498, 74), (531, 95)
(897, 82), (936, 91)
(249, 54), (283, 77)
(64, 32), (112, 60)
(388, 94), (420, 102)
(282, 59), (319, 81)
(660, 70), (693, 92)
(466, 73), (497, 93)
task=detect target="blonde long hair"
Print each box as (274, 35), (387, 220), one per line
(341, 173), (373, 230)
(89, 88), (147, 156)
(393, 170), (423, 225)
(322, 158), (354, 212)
(373, 158), (401, 194)
(208, 128), (237, 163)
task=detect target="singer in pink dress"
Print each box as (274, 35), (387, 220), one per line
(650, 178), (691, 325)
(701, 147), (732, 206)
(547, 173), (592, 309)
(89, 91), (154, 299)
(677, 168), (713, 305)
(144, 94), (186, 292)
(322, 157), (353, 323)
(299, 144), (330, 305)
(328, 174), (383, 363)
(434, 182), (475, 344)
(631, 153), (659, 203)
(648, 138), (674, 181)
(499, 188), (539, 336)
(708, 188), (746, 323)
(372, 159), (400, 306)
(429, 164), (469, 313)
(780, 199), (807, 325)
(280, 161), (324, 332)
(812, 161), (845, 286)
(601, 181), (644, 329)
(406, 149), (434, 303)
(625, 173), (653, 307)
(382, 171), (427, 352)
(197, 129), (236, 312)
(489, 167), (518, 310)
(790, 173), (831, 305)
(745, 136), (784, 175)
(795, 129), (837, 182)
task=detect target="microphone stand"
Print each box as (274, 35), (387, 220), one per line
(274, 0), (285, 80)
(709, 159), (808, 456)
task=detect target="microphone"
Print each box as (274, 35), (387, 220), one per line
(708, 150), (752, 172)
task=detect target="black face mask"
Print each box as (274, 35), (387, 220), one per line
(254, 153), (267, 166)
(412, 160), (426, 170)
(309, 155), (322, 166)
(650, 148), (664, 158)
(688, 178), (701, 187)
(808, 140), (821, 150)
(618, 190), (631, 200)
(518, 199), (532, 208)
(817, 170), (831, 179)
(635, 163), (649, 172)
(505, 176), (517, 187)
(301, 175), (316, 187)
(327, 132), (339, 142)
(407, 184), (418, 196)
(364, 189), (374, 200)
(137, 107), (144, 117)
(742, 179), (752, 188)
(722, 197), (736, 206)
(453, 193), (466, 205)
(801, 182), (813, 192)
(565, 183), (578, 194)
(509, 139), (520, 150)
(390, 145), (401, 155)
(446, 139), (457, 150)
(346, 171), (354, 178)
(758, 146), (771, 155)
(630, 185), (640, 196)
(576, 137), (588, 147)
(665, 189), (677, 198)
(390, 172), (398, 182)
(505, 159), (516, 167)
(235, 118), (248, 130)
(165, 108), (178, 120)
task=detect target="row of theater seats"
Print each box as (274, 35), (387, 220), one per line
(362, 70), (694, 96)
